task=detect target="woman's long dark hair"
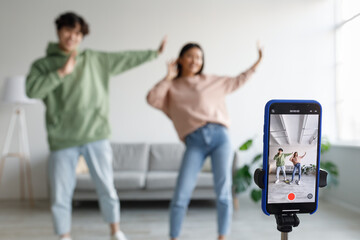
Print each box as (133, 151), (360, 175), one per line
(177, 43), (204, 78)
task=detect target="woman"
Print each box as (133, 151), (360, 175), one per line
(147, 42), (262, 240)
(290, 152), (306, 185)
(26, 12), (166, 240)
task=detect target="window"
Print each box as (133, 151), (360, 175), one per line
(336, 0), (360, 141)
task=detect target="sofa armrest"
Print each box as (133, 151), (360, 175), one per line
(232, 151), (239, 177)
(232, 151), (240, 210)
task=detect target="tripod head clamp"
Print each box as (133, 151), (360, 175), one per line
(253, 168), (328, 235)
(254, 168), (328, 190)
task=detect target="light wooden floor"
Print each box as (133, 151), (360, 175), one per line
(268, 173), (316, 203)
(0, 197), (359, 240)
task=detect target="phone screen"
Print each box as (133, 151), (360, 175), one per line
(266, 102), (321, 214)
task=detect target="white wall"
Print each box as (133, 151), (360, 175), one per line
(0, 0), (337, 199)
(321, 145), (360, 213)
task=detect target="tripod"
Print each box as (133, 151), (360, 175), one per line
(254, 168), (328, 240)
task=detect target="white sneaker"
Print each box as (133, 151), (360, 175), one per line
(275, 179), (279, 184)
(111, 231), (128, 240)
(297, 180), (301, 185)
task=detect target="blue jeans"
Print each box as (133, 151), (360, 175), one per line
(49, 139), (120, 235)
(276, 166), (286, 180)
(291, 163), (301, 182)
(170, 123), (233, 238)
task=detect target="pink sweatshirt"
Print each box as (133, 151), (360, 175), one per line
(147, 69), (255, 141)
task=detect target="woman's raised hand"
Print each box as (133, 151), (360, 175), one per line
(165, 60), (178, 81)
(249, 41), (263, 72)
(158, 36), (167, 54)
(257, 41), (263, 61)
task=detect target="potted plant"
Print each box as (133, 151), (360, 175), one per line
(301, 164), (316, 175)
(319, 138), (339, 187)
(233, 138), (262, 203)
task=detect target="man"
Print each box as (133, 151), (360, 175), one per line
(26, 12), (166, 240)
(273, 148), (293, 184)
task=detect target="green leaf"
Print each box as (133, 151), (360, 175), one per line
(320, 160), (339, 188)
(327, 173), (339, 187)
(252, 153), (263, 164)
(250, 189), (262, 202)
(320, 161), (339, 176)
(239, 139), (253, 151)
(233, 165), (252, 193)
(321, 137), (331, 154)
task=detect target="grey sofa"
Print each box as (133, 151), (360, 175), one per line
(73, 143), (238, 201)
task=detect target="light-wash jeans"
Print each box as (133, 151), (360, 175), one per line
(276, 166), (287, 180)
(49, 139), (119, 235)
(170, 123), (233, 238)
(291, 163), (301, 182)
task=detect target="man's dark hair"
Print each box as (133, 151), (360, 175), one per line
(278, 148), (283, 152)
(55, 12), (89, 36)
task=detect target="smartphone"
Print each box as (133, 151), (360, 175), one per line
(262, 100), (322, 215)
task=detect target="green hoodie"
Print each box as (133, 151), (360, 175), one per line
(273, 152), (292, 167)
(26, 42), (158, 151)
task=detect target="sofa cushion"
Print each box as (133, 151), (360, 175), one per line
(202, 156), (212, 172)
(76, 174), (96, 190)
(149, 143), (185, 171)
(111, 143), (149, 172)
(113, 172), (146, 190)
(146, 171), (214, 190)
(76, 172), (146, 190)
